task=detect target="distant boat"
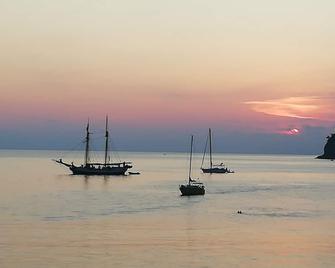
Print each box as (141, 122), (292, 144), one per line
(179, 135), (205, 196)
(54, 116), (133, 175)
(201, 128), (234, 174)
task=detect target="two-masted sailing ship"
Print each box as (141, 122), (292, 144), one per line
(54, 117), (132, 175)
(179, 135), (205, 196)
(201, 128), (234, 174)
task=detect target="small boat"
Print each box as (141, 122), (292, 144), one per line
(179, 135), (205, 196)
(128, 172), (141, 175)
(201, 128), (234, 174)
(54, 116), (133, 175)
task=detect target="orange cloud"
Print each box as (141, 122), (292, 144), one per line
(245, 96), (334, 121)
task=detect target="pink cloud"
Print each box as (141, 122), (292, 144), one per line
(245, 96), (335, 121)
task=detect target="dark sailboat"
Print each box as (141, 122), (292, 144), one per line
(179, 135), (205, 196)
(54, 117), (132, 175)
(201, 128), (234, 174)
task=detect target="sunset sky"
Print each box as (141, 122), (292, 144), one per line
(0, 0), (334, 153)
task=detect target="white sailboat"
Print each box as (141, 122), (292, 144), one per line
(201, 128), (234, 174)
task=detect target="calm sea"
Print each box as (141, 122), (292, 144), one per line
(0, 150), (334, 267)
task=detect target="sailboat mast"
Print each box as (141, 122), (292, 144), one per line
(104, 116), (109, 166)
(84, 120), (90, 166)
(200, 134), (208, 169)
(209, 128), (213, 169)
(188, 135), (194, 184)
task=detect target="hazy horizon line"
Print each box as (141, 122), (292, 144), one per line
(0, 147), (319, 157)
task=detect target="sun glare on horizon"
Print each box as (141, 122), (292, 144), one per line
(278, 128), (301, 136)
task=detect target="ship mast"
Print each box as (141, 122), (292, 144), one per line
(84, 120), (90, 166)
(209, 128), (213, 169)
(104, 116), (109, 166)
(188, 135), (194, 185)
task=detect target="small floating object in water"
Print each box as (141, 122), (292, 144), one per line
(128, 172), (140, 175)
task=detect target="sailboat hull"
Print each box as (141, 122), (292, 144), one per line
(201, 168), (231, 174)
(70, 165), (131, 175)
(179, 184), (205, 196)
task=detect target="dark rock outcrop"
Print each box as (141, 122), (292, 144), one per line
(317, 132), (335, 160)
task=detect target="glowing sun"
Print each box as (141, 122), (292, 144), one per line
(279, 128), (301, 136)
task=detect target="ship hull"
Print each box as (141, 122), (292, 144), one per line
(70, 166), (130, 175)
(201, 168), (231, 174)
(179, 184), (205, 196)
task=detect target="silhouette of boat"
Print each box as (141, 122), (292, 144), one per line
(201, 128), (234, 174)
(54, 116), (132, 175)
(128, 172), (140, 175)
(179, 135), (205, 196)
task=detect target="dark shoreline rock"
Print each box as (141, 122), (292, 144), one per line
(316, 132), (335, 160)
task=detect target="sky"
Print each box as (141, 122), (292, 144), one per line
(0, 0), (334, 154)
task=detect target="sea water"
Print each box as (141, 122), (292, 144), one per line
(0, 150), (334, 267)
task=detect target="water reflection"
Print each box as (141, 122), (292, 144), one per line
(0, 151), (335, 267)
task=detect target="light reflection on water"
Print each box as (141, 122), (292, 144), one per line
(0, 150), (334, 267)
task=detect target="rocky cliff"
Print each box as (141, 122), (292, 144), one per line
(317, 132), (335, 160)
